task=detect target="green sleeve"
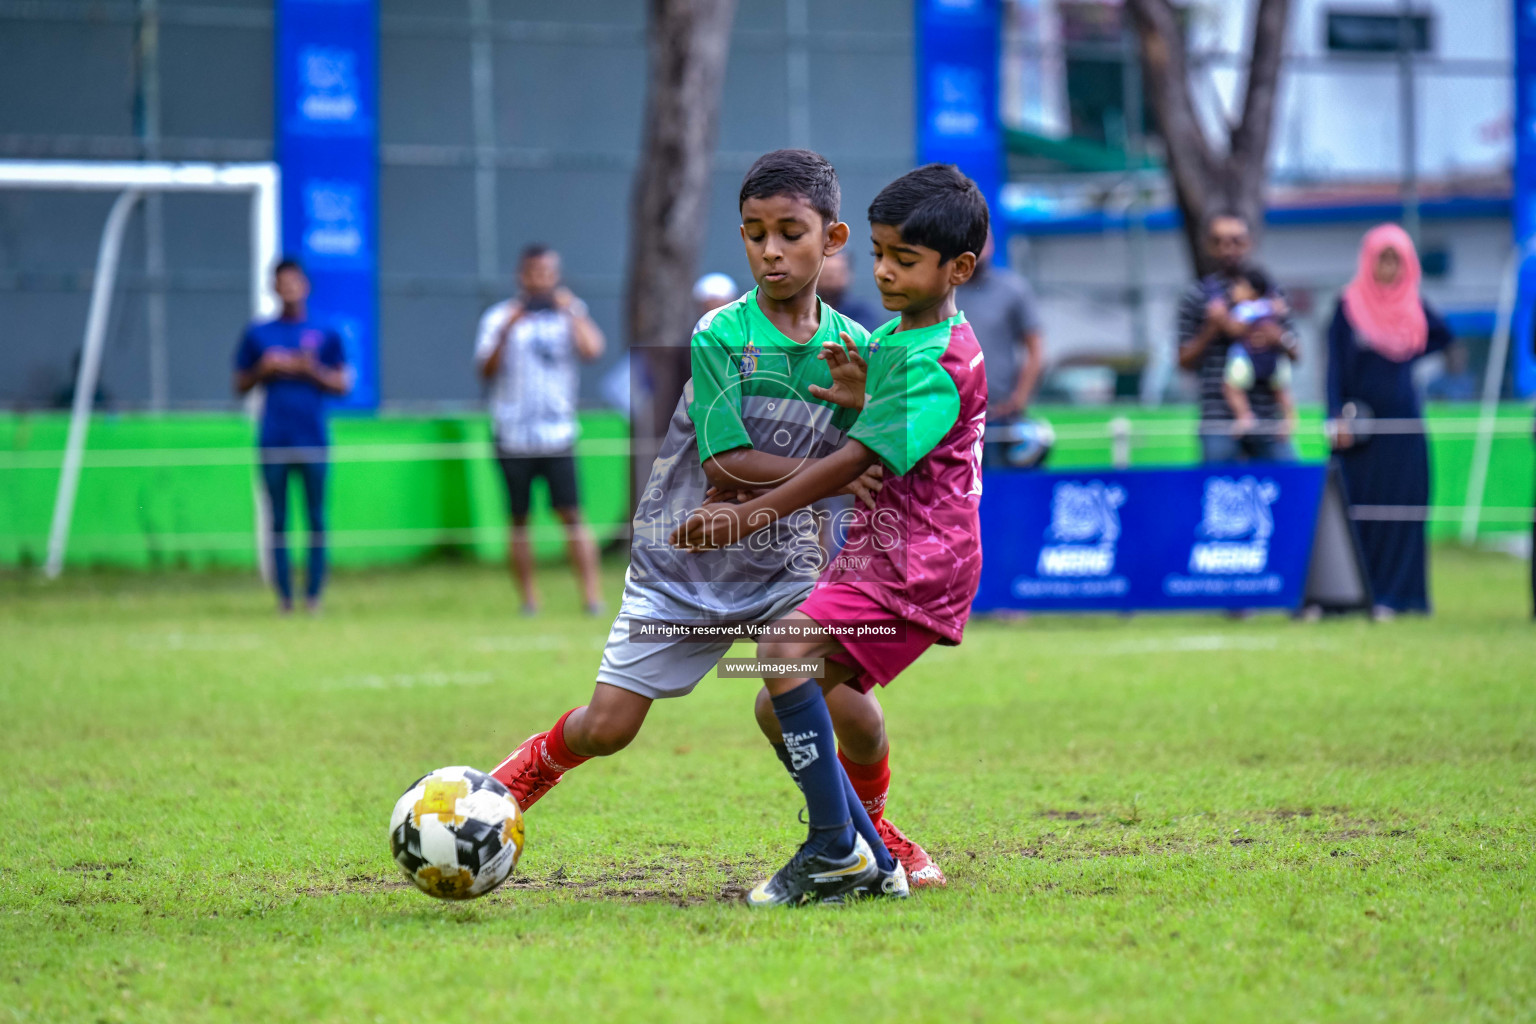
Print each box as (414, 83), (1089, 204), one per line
(848, 350), (960, 476)
(689, 328), (751, 463)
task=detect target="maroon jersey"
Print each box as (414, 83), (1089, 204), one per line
(819, 313), (987, 644)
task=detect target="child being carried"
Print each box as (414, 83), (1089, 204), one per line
(1220, 265), (1297, 456)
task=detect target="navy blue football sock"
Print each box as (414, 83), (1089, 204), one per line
(772, 736), (892, 870)
(844, 769), (896, 873)
(770, 680), (854, 855)
(770, 742), (803, 791)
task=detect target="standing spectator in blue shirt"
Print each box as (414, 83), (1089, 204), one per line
(234, 259), (350, 613)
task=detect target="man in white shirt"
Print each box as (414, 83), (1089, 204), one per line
(475, 244), (606, 614)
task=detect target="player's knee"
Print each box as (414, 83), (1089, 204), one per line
(757, 637), (806, 662)
(553, 506), (583, 526)
(829, 688), (887, 761)
(579, 705), (641, 756)
(833, 712), (886, 763)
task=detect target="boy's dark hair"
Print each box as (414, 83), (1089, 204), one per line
(1238, 264), (1273, 296)
(867, 164), (989, 264)
(520, 243), (554, 263)
(274, 257), (305, 277)
(738, 149), (840, 224)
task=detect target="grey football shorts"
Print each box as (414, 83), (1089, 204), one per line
(594, 574), (814, 701)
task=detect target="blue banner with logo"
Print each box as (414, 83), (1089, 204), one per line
(1516, 0), (1536, 397)
(916, 0), (1004, 263)
(974, 465), (1329, 612)
(276, 0), (379, 410)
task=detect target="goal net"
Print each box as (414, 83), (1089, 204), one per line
(0, 161), (280, 578)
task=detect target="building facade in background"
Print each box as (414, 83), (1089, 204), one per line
(0, 0), (1517, 410)
(0, 0), (912, 410)
(999, 0), (1512, 402)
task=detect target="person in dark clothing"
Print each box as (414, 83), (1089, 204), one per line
(234, 260), (350, 613)
(52, 350), (112, 410)
(1327, 224), (1454, 619)
(1176, 212), (1302, 462)
(815, 250), (881, 330)
(956, 231), (1046, 469)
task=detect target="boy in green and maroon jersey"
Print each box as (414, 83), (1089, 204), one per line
(488, 150), (942, 889)
(673, 164), (990, 905)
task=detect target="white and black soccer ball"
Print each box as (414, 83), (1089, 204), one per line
(390, 766), (525, 900)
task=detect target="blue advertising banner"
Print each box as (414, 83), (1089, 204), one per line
(974, 465), (1329, 613)
(916, 0), (1004, 263)
(275, 0), (379, 410)
(1514, 0), (1536, 397)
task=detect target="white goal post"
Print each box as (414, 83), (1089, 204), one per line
(0, 161), (281, 578)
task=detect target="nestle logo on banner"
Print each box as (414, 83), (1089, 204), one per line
(299, 47), (360, 124)
(304, 183), (364, 258)
(1188, 477), (1279, 575)
(1037, 481), (1125, 577)
(930, 65), (983, 138)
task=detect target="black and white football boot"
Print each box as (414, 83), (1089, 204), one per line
(857, 859), (910, 900)
(745, 831), (880, 908)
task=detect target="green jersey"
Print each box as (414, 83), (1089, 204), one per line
(626, 289), (866, 621)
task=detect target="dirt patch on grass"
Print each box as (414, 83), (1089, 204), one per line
(1268, 806), (1377, 826)
(298, 867), (750, 906)
(1266, 807), (1415, 841)
(65, 859), (133, 873)
(991, 807), (1419, 865)
(501, 863), (754, 906)
(299, 874), (414, 897)
(294, 864), (754, 906)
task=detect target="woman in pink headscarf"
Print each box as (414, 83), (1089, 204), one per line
(1326, 223), (1454, 618)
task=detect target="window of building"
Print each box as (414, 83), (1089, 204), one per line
(1057, 1), (1161, 147)
(1326, 10), (1433, 54)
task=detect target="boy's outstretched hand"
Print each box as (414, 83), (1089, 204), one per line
(809, 331), (868, 411)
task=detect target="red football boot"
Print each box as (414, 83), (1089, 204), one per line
(490, 732), (565, 812)
(876, 817), (946, 888)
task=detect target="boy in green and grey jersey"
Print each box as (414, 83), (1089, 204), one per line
(488, 149), (945, 888)
(624, 291), (863, 621)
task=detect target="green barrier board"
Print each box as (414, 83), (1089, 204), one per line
(0, 405), (1528, 570)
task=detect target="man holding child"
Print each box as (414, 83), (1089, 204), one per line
(1175, 211), (1301, 463)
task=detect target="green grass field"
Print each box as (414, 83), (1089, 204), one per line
(2, 548), (1532, 1023)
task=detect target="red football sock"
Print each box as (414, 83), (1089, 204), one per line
(492, 706), (592, 791)
(838, 748), (890, 825)
(542, 706), (592, 774)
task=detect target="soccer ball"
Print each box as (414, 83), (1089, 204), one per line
(390, 766), (525, 900)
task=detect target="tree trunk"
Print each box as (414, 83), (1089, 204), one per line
(1125, 0), (1290, 277)
(625, 0), (736, 511)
